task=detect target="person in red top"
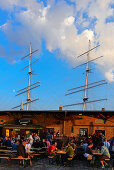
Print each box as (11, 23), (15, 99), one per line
(48, 141), (60, 165)
(48, 141), (57, 155)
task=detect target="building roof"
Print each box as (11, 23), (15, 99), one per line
(0, 110), (114, 122)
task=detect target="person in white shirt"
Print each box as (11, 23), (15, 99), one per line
(29, 135), (33, 146)
(25, 140), (31, 153)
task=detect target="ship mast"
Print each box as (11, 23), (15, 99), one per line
(83, 40), (90, 110)
(63, 41), (107, 110)
(27, 42), (32, 110)
(12, 43), (40, 110)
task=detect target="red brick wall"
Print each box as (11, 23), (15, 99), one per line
(63, 116), (114, 140)
(0, 113), (113, 140)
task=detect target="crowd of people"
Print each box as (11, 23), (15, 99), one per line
(0, 131), (113, 168)
(82, 132), (114, 168)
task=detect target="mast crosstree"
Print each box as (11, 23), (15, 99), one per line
(12, 42), (40, 110)
(64, 40), (107, 110)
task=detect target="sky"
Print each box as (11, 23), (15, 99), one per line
(0, 0), (114, 111)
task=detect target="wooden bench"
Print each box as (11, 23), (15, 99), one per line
(39, 151), (46, 154)
(48, 155), (54, 164)
(30, 153), (40, 160)
(11, 156), (32, 167)
(66, 156), (74, 166)
(67, 157), (73, 161)
(31, 153), (40, 157)
(39, 151), (46, 158)
(105, 158), (110, 161)
(86, 156), (93, 167)
(87, 157), (92, 161)
(105, 158), (110, 166)
(0, 156), (9, 160)
(0, 153), (11, 156)
(0, 156), (10, 163)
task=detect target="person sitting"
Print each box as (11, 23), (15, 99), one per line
(61, 142), (74, 165)
(99, 142), (110, 168)
(84, 142), (94, 164)
(12, 139), (19, 151)
(17, 140), (27, 158)
(66, 142), (74, 158)
(2, 136), (11, 147)
(48, 141), (59, 164)
(17, 140), (28, 165)
(48, 141), (57, 155)
(70, 140), (77, 155)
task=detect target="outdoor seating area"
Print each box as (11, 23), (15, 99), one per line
(0, 131), (113, 169)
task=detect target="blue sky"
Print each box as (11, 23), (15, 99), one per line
(0, 0), (114, 110)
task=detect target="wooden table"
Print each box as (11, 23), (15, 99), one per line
(93, 153), (103, 156)
(56, 150), (67, 165)
(42, 147), (48, 149)
(26, 151), (35, 154)
(0, 150), (17, 153)
(31, 148), (42, 151)
(56, 151), (66, 154)
(7, 147), (12, 149)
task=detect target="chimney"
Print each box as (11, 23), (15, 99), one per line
(59, 105), (63, 111)
(102, 108), (105, 111)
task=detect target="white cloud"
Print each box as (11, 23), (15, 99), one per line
(64, 16), (75, 26)
(0, 0), (114, 81)
(105, 70), (114, 82)
(83, 30), (94, 41)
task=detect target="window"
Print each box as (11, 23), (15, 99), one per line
(80, 128), (88, 137)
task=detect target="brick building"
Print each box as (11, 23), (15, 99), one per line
(0, 110), (114, 140)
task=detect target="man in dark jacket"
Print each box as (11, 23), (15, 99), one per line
(17, 140), (26, 158)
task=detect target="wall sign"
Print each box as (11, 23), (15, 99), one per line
(95, 119), (103, 124)
(13, 129), (20, 131)
(6, 129), (9, 137)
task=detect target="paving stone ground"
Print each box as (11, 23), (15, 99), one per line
(0, 158), (113, 170)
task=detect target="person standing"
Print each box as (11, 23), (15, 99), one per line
(29, 134), (33, 146)
(25, 140), (31, 153)
(104, 138), (110, 150)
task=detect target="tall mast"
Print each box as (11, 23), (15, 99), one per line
(63, 42), (107, 109)
(12, 43), (40, 110)
(27, 42), (32, 110)
(83, 40), (90, 111)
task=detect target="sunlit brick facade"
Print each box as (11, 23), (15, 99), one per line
(0, 110), (113, 140)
